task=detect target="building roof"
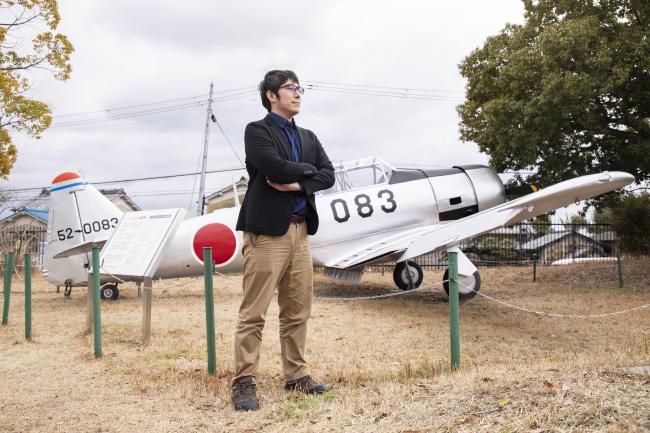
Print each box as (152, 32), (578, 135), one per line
(520, 230), (598, 250)
(490, 223), (537, 236)
(206, 177), (248, 201)
(583, 230), (617, 242)
(0, 207), (49, 225)
(3, 187), (140, 224)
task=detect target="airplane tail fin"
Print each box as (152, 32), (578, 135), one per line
(46, 172), (123, 261)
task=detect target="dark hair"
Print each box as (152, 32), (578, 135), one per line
(258, 70), (299, 112)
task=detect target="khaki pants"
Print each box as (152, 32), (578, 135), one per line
(234, 222), (313, 382)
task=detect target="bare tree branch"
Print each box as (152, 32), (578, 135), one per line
(0, 56), (47, 71)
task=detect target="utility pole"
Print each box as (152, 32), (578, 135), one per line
(197, 82), (214, 216)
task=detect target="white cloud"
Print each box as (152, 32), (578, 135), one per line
(5, 0), (525, 210)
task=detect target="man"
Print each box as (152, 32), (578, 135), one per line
(233, 70), (335, 411)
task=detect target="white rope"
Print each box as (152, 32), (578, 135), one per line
(474, 290), (650, 319)
(318, 277), (650, 319)
(99, 267), (211, 291)
(97, 265), (650, 319)
(315, 281), (445, 301)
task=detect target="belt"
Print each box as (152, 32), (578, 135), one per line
(291, 214), (305, 224)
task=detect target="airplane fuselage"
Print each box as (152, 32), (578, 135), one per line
(43, 158), (507, 286)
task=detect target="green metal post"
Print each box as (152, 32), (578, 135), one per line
(24, 253), (32, 341)
(448, 251), (460, 371)
(533, 254), (538, 283)
(2, 252), (15, 326)
(203, 247), (216, 374)
(91, 246), (102, 358)
(617, 253), (624, 288)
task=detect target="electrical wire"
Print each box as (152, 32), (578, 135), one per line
(304, 82), (463, 101)
(49, 87), (258, 130)
(212, 113), (245, 166)
(0, 166), (247, 193)
(303, 80), (464, 94)
(50, 101), (209, 128)
(52, 85), (256, 119)
(53, 94), (209, 118)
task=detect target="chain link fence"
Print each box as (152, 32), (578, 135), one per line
(371, 223), (646, 270)
(0, 223), (647, 273)
(0, 227), (47, 271)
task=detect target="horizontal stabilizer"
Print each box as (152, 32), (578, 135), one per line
(53, 240), (107, 259)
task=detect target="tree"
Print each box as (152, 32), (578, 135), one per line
(568, 213), (587, 225)
(458, 0), (649, 189)
(0, 1), (73, 177)
(593, 206), (613, 224)
(609, 193), (650, 254)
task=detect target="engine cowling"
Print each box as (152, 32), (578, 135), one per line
(422, 165), (506, 222)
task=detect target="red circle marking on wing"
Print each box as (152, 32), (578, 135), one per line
(192, 223), (237, 265)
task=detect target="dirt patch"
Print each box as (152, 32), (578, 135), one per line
(1, 260), (649, 432)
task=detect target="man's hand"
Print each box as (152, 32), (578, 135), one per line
(266, 179), (301, 192)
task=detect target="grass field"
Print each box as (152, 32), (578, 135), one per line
(1, 260), (649, 432)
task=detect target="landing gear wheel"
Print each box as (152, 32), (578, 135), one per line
(100, 284), (119, 300)
(63, 279), (72, 298)
(393, 261), (423, 291)
(443, 269), (481, 300)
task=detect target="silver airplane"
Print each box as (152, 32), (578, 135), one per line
(43, 156), (634, 300)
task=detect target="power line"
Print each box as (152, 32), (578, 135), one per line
(46, 112), (204, 132)
(53, 94), (209, 118)
(212, 113), (245, 166)
(303, 80), (464, 94)
(50, 101), (209, 128)
(49, 90), (258, 130)
(0, 166), (247, 193)
(305, 84), (462, 101)
(52, 85), (257, 119)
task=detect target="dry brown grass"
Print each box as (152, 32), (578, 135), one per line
(1, 260), (649, 432)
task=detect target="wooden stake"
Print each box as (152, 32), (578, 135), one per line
(142, 277), (152, 345)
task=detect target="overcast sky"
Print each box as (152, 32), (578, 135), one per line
(4, 0), (527, 213)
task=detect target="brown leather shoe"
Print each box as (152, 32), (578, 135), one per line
(284, 375), (332, 394)
(232, 376), (260, 411)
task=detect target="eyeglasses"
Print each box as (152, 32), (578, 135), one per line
(279, 84), (305, 94)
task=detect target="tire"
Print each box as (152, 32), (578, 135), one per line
(443, 269), (481, 300)
(100, 284), (119, 300)
(393, 261), (424, 291)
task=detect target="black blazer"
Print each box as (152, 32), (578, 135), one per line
(236, 114), (335, 236)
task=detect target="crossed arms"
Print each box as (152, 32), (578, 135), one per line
(244, 123), (335, 194)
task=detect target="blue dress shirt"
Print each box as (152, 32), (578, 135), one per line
(268, 111), (307, 215)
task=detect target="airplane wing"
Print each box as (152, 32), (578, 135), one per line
(327, 171), (634, 269)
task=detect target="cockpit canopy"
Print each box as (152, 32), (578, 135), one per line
(319, 157), (395, 195)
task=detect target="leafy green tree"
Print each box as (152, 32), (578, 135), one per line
(593, 206), (613, 224)
(609, 193), (650, 254)
(567, 213), (587, 226)
(0, 1), (73, 177)
(532, 213), (552, 235)
(458, 0), (649, 188)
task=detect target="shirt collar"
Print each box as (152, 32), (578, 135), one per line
(269, 111), (296, 130)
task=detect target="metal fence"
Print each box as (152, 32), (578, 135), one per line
(0, 228), (47, 268)
(0, 223), (644, 271)
(408, 223), (632, 268)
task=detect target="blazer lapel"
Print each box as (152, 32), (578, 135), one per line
(297, 128), (310, 163)
(265, 115), (292, 159)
